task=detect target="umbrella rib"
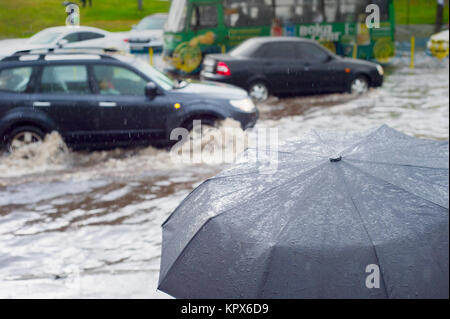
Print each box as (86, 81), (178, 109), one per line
(346, 158), (449, 171)
(159, 161), (329, 290)
(311, 129), (334, 154)
(210, 158), (325, 181)
(337, 125), (389, 155)
(343, 161), (449, 211)
(344, 139), (446, 154)
(256, 169), (331, 298)
(244, 147), (295, 155)
(335, 165), (391, 298)
(339, 125), (446, 157)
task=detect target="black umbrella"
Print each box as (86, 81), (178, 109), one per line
(158, 125), (449, 298)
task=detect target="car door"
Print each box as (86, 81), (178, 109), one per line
(293, 42), (342, 93)
(30, 63), (98, 143)
(91, 63), (168, 143)
(254, 42), (297, 93)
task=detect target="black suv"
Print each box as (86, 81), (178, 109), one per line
(0, 51), (258, 151)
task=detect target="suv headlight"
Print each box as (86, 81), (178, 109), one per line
(230, 98), (255, 112)
(376, 64), (384, 76)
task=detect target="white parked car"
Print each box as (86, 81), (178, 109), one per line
(0, 26), (129, 58)
(127, 13), (167, 52)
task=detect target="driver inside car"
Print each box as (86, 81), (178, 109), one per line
(95, 66), (120, 95)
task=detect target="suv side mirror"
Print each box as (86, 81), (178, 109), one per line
(145, 82), (158, 99)
(57, 39), (69, 48)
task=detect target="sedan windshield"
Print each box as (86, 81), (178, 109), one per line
(136, 16), (167, 30)
(28, 30), (62, 45)
(130, 58), (175, 90)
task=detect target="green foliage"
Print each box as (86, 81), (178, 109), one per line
(0, 0), (171, 38)
(395, 0), (449, 25)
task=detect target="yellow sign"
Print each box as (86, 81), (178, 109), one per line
(172, 32), (216, 73)
(430, 40), (450, 60)
(373, 38), (395, 63)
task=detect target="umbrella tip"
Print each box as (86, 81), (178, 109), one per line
(330, 155), (342, 163)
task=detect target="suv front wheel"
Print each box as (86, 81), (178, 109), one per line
(6, 125), (45, 153)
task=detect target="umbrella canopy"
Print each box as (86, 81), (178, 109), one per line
(158, 125), (449, 299)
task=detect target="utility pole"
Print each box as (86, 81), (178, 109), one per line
(138, 0), (143, 11)
(435, 0), (444, 33)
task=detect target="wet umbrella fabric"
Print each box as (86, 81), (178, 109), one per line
(158, 125), (449, 299)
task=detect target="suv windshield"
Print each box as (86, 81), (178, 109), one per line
(129, 58), (175, 90)
(28, 30), (62, 45)
(165, 0), (187, 32)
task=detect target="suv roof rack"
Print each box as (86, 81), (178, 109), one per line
(1, 47), (127, 62)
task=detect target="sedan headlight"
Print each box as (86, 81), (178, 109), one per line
(230, 98), (256, 112)
(376, 64), (384, 76)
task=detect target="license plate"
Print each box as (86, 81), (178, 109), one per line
(203, 59), (215, 73)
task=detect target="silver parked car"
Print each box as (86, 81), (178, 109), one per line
(128, 13), (167, 52)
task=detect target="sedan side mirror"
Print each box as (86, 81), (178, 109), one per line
(57, 39), (69, 48)
(145, 82), (158, 99)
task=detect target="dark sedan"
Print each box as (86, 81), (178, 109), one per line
(200, 37), (384, 101)
(0, 52), (258, 152)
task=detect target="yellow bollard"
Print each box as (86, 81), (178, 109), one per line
(410, 36), (415, 69)
(352, 43), (358, 59)
(149, 47), (154, 66)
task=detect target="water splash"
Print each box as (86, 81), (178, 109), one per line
(0, 119), (249, 183)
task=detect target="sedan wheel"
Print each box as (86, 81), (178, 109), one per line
(350, 76), (369, 95)
(249, 82), (269, 101)
(8, 128), (44, 152)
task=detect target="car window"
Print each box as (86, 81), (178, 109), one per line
(190, 5), (217, 29)
(79, 32), (105, 41)
(28, 30), (63, 45)
(224, 0), (273, 27)
(136, 16), (167, 30)
(0, 67), (33, 93)
(256, 42), (296, 59)
(229, 39), (261, 57)
(63, 32), (81, 43)
(39, 65), (90, 94)
(296, 43), (331, 62)
(128, 58), (174, 91)
(93, 65), (147, 96)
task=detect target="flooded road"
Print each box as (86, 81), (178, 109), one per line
(0, 53), (448, 298)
